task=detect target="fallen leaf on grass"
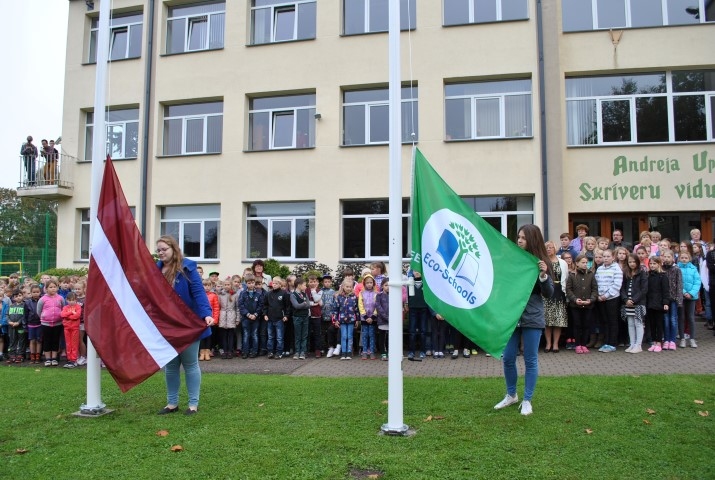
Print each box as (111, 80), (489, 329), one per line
(646, 408), (656, 415)
(433, 415), (445, 420)
(585, 429), (593, 434)
(698, 411), (709, 417)
(694, 400), (704, 405)
(368, 475), (380, 479)
(170, 445), (183, 452)
(156, 430), (169, 437)
(16, 448), (28, 454)
(381, 400), (389, 405)
(565, 419), (572, 424)
(643, 419), (651, 425)
(424, 415), (433, 422)
(257, 403), (264, 407)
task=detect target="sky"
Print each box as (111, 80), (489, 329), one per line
(1, 0), (69, 189)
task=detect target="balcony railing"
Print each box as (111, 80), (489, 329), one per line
(17, 153), (74, 199)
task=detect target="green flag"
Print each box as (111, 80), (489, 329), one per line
(410, 148), (539, 357)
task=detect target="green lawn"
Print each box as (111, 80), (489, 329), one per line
(1, 368), (713, 479)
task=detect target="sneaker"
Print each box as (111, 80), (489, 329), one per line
(346, 355), (352, 360)
(419, 352), (426, 359)
(334, 345), (341, 356)
(690, 339), (698, 348)
(51, 359), (59, 366)
(679, 339), (687, 349)
(684, 333), (690, 340)
(426, 350), (432, 357)
(315, 350), (322, 358)
(76, 356), (87, 366)
(581, 346), (589, 354)
(340, 356), (347, 360)
(370, 354), (376, 360)
(293, 354), (300, 359)
(407, 352), (415, 359)
(607, 345), (617, 352)
(471, 349), (479, 355)
(381, 353), (388, 361)
(625, 345), (633, 353)
(361, 353), (368, 360)
(463, 348), (470, 358)
(647, 344), (656, 352)
(653, 344), (662, 352)
(63, 362), (77, 369)
(326, 347), (334, 358)
(519, 400), (533, 416)
(630, 345), (642, 353)
(575, 346), (583, 354)
(275, 354), (283, 359)
(267, 352), (274, 359)
(494, 394), (519, 410)
(299, 354), (306, 360)
(451, 349), (459, 359)
(44, 360), (52, 367)
(598, 345), (608, 352)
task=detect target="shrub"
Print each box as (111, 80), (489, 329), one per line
(263, 258), (291, 280)
(35, 267), (88, 282)
(291, 262), (332, 280)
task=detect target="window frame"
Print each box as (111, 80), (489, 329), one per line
(563, 0), (714, 32)
(342, 86), (419, 145)
(162, 102), (224, 156)
(341, 199), (410, 261)
(246, 202), (316, 261)
(160, 205), (220, 261)
(444, 79), (533, 141)
(248, 94), (316, 151)
(166, 1), (225, 54)
(89, 12), (143, 63)
(566, 70), (715, 146)
(85, 108), (140, 160)
(343, 0), (416, 35)
(250, 0), (316, 44)
(442, 0), (529, 26)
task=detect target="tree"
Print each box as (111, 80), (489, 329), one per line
(0, 188), (57, 248)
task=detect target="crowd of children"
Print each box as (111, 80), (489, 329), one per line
(2, 227), (712, 367)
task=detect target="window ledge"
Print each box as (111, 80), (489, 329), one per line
(563, 22), (714, 34)
(445, 136), (533, 143)
(82, 56), (141, 66)
(340, 27), (416, 37)
(247, 37), (315, 47)
(77, 156), (138, 164)
(567, 140), (715, 148)
(243, 146), (315, 153)
(443, 18), (529, 28)
(160, 47), (224, 58)
(341, 142), (417, 148)
(156, 152), (222, 158)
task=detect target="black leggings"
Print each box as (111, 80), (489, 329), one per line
(646, 309), (664, 344)
(41, 325), (63, 353)
(570, 307), (593, 346)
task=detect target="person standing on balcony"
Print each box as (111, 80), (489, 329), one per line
(20, 135), (38, 186)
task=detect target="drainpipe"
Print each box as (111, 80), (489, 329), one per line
(536, 0), (549, 239)
(140, 0), (155, 237)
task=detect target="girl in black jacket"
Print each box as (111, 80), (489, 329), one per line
(645, 256), (671, 353)
(620, 254), (648, 353)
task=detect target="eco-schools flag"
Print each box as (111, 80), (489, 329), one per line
(85, 156), (206, 392)
(410, 149), (538, 357)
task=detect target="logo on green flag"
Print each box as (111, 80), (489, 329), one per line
(410, 148), (538, 357)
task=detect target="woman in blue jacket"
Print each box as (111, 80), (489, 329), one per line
(494, 224), (554, 416)
(677, 251), (701, 348)
(156, 235), (214, 415)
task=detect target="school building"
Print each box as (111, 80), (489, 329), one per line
(19, 0), (715, 273)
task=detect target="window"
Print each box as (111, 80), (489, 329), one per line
(461, 196), (534, 241)
(443, 0), (528, 26)
(248, 93), (316, 150)
(79, 206), (136, 260)
(89, 12), (143, 62)
(562, 0), (715, 32)
(445, 79), (532, 140)
(343, 87), (418, 145)
(85, 108), (140, 160)
(246, 202), (315, 260)
(342, 199), (410, 260)
(251, 0), (316, 44)
(566, 70), (715, 145)
(160, 205), (220, 260)
(163, 102), (223, 155)
(344, 0), (416, 35)
(167, 2), (225, 54)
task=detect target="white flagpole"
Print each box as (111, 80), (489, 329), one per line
(80, 0), (110, 414)
(382, 0), (409, 435)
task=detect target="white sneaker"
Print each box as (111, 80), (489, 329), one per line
(630, 345), (642, 353)
(625, 345), (633, 353)
(76, 356), (87, 365)
(494, 394), (519, 410)
(326, 348), (334, 358)
(426, 350), (432, 356)
(334, 345), (341, 356)
(679, 339), (687, 349)
(690, 339), (698, 348)
(519, 400), (533, 416)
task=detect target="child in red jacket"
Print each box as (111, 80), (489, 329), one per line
(60, 292), (82, 368)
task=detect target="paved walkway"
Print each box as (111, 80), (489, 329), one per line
(200, 322), (715, 378)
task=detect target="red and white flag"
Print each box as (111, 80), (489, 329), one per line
(85, 157), (206, 392)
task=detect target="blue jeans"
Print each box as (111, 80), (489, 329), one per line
(293, 316), (309, 355)
(408, 307), (429, 354)
(165, 339), (201, 408)
(361, 323), (376, 355)
(502, 327), (542, 402)
(340, 323), (354, 354)
(242, 318), (259, 354)
(266, 319), (285, 354)
(663, 301), (679, 343)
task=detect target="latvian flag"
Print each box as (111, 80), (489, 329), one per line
(85, 157), (206, 392)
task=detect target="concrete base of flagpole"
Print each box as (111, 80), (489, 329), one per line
(73, 404), (113, 417)
(380, 424), (414, 436)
